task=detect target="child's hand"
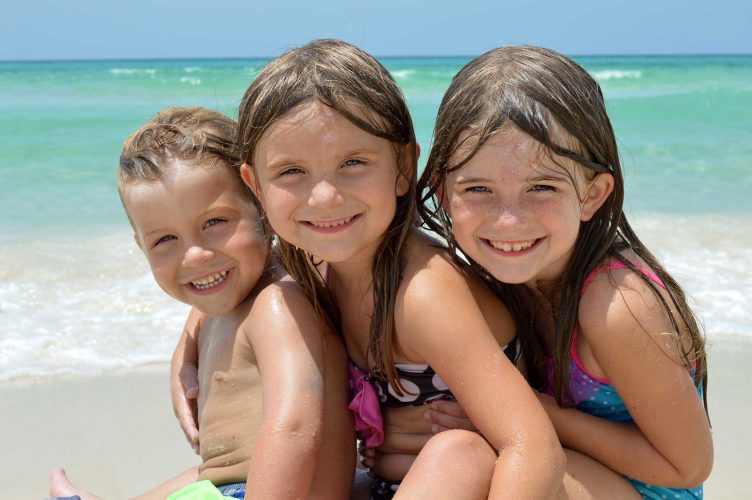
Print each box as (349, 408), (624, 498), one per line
(423, 400), (478, 433)
(358, 444), (379, 471)
(171, 360), (200, 453)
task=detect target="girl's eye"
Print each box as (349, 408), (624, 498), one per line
(342, 158), (365, 168)
(279, 167), (304, 177)
(153, 235), (176, 247)
(204, 218), (227, 229)
(465, 185), (490, 194)
(530, 184), (556, 193)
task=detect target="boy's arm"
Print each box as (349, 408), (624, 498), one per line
(244, 283), (329, 498)
(170, 307), (204, 454)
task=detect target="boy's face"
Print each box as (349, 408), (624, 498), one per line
(123, 161), (267, 316)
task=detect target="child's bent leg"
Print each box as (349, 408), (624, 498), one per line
(394, 430), (495, 500)
(131, 466), (199, 500)
(555, 449), (640, 500)
(49, 468), (101, 500)
(49, 466), (200, 500)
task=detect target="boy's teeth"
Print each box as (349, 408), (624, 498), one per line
(191, 270), (229, 289)
(490, 240), (535, 252)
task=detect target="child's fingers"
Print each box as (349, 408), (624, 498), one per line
(430, 399), (467, 417)
(179, 364), (200, 399)
(424, 408), (477, 432)
(176, 398), (201, 453)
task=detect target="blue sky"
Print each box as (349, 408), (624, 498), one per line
(2, 0), (750, 60)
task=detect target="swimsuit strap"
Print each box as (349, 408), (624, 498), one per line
(571, 260), (667, 382)
(580, 260), (665, 298)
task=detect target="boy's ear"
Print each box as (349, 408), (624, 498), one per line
(580, 173), (614, 221)
(396, 143), (420, 196)
(240, 163), (263, 203)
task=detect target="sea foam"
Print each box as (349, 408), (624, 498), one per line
(0, 213), (747, 382)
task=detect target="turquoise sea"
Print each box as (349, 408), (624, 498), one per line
(1, 55), (750, 380)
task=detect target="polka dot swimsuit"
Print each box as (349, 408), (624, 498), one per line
(373, 338), (520, 407)
(545, 261), (703, 499)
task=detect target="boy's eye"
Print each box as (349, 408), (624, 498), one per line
(204, 217), (227, 229)
(153, 235), (176, 247)
(530, 184), (556, 193)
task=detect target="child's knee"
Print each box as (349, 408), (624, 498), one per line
(425, 429), (495, 464)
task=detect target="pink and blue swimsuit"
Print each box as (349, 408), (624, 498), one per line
(545, 261), (703, 499)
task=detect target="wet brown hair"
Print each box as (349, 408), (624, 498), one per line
(119, 106), (254, 206)
(418, 45), (707, 406)
(237, 39), (418, 392)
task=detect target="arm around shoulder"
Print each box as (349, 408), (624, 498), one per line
(242, 283), (330, 499)
(171, 307), (205, 453)
(397, 256), (565, 498)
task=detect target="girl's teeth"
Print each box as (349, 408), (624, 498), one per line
(491, 240), (535, 252)
(311, 216), (353, 228)
(191, 270), (229, 289)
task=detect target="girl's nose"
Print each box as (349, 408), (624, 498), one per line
(308, 179), (344, 208)
(183, 245), (214, 268)
(493, 201), (526, 227)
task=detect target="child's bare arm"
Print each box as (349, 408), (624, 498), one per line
(170, 308), (204, 453)
(547, 270), (712, 488)
(243, 283), (329, 498)
(398, 255), (565, 499)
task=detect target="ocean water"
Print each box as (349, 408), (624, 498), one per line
(1, 55), (750, 381)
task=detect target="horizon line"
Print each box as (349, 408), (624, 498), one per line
(2, 52), (751, 64)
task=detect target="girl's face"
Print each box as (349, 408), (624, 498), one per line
(244, 102), (409, 267)
(443, 126), (612, 288)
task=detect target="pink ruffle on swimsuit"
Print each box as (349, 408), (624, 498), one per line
(347, 361), (384, 448)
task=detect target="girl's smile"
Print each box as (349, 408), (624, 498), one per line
(445, 126), (611, 288)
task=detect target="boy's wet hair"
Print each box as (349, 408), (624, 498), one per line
(238, 39), (418, 392)
(119, 107), (255, 205)
(418, 46), (707, 405)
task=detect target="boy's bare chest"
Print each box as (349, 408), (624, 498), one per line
(196, 319), (260, 411)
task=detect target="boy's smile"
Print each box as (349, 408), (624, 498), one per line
(123, 161), (267, 316)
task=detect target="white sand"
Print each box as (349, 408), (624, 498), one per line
(1, 338), (750, 499)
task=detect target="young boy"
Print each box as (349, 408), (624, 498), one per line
(49, 107), (355, 499)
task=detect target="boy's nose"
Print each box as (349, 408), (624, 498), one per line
(308, 179), (344, 208)
(183, 245), (214, 267)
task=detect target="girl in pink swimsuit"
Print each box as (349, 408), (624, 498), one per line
(419, 46), (712, 499)
(236, 39), (565, 499)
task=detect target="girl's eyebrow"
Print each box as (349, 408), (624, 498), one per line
(528, 173), (569, 183)
(265, 156), (299, 170)
(454, 175), (492, 185)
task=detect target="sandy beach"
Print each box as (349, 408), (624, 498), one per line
(2, 338), (750, 499)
